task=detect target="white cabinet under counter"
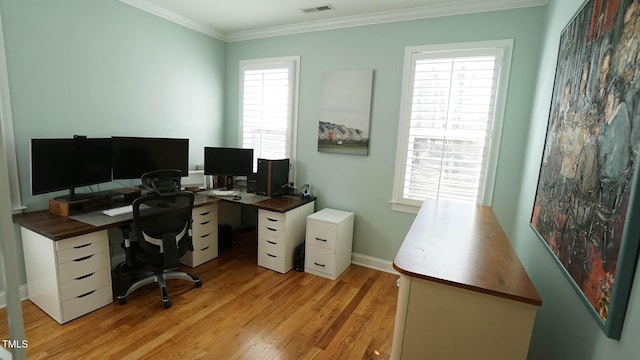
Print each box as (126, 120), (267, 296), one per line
(21, 228), (113, 324)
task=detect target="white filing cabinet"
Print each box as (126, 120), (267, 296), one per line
(21, 228), (113, 324)
(180, 203), (218, 267)
(257, 201), (315, 273)
(305, 208), (354, 280)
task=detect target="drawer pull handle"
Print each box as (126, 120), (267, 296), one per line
(267, 240), (277, 245)
(74, 255), (94, 262)
(314, 262), (326, 267)
(267, 227), (277, 232)
(315, 237), (327, 242)
(267, 218), (278, 222)
(77, 290), (96, 298)
(200, 221), (210, 225)
(73, 243), (92, 249)
(200, 233), (210, 238)
(267, 253), (277, 258)
(75, 272), (95, 280)
(200, 212), (210, 216)
(201, 246), (210, 251)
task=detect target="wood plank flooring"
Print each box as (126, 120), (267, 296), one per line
(0, 238), (399, 359)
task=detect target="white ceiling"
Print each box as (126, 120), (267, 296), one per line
(120, 0), (547, 42)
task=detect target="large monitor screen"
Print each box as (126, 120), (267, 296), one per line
(204, 147), (254, 176)
(112, 137), (189, 179)
(31, 138), (113, 196)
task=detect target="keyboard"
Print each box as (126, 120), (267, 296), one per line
(209, 189), (238, 197)
(102, 205), (133, 217)
(102, 204), (150, 217)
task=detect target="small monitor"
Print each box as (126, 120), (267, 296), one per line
(204, 147), (254, 176)
(112, 137), (189, 180)
(31, 138), (113, 199)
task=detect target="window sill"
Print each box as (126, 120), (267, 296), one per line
(389, 201), (420, 214)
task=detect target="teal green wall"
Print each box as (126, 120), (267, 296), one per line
(0, 0), (227, 211)
(512, 0), (640, 358)
(226, 7), (545, 261)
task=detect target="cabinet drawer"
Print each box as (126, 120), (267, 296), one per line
(258, 215), (285, 231)
(192, 232), (217, 250)
(180, 244), (218, 267)
(259, 209), (285, 222)
(306, 221), (337, 250)
(305, 246), (336, 276)
(194, 204), (218, 218)
(58, 251), (109, 283)
(55, 231), (107, 252)
(258, 237), (284, 257)
(60, 269), (110, 302)
(193, 220), (217, 239)
(57, 240), (105, 264)
(258, 251), (285, 273)
(61, 285), (112, 323)
(259, 223), (284, 244)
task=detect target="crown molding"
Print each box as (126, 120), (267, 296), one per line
(119, 0), (228, 42)
(120, 0), (547, 43)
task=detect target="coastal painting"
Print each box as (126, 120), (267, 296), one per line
(318, 70), (373, 155)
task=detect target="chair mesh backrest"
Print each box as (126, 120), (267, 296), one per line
(132, 191), (195, 260)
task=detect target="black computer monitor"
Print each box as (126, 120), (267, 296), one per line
(112, 137), (189, 180)
(203, 147), (254, 176)
(31, 137), (113, 200)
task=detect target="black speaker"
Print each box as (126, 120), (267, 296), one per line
(256, 158), (289, 196)
(294, 243), (305, 272)
(246, 173), (257, 193)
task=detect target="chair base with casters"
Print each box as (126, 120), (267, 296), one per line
(117, 267), (202, 308)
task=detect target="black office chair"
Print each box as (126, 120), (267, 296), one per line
(117, 169), (202, 308)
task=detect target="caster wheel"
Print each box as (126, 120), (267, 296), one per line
(195, 280), (203, 288)
(118, 298), (126, 305)
(163, 300), (172, 309)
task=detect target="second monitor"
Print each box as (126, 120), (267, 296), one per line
(204, 147), (254, 190)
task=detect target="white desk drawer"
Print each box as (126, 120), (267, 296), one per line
(58, 251), (109, 283)
(192, 232), (216, 250)
(258, 237), (284, 257)
(193, 220), (217, 239)
(62, 285), (112, 323)
(258, 251), (285, 273)
(259, 223), (284, 243)
(57, 240), (105, 264)
(306, 221), (337, 250)
(60, 269), (110, 302)
(194, 204), (218, 218)
(259, 215), (285, 231)
(56, 231), (107, 252)
(259, 209), (285, 222)
(305, 246), (336, 277)
(181, 244), (218, 267)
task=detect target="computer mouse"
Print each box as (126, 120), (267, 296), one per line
(233, 195), (242, 200)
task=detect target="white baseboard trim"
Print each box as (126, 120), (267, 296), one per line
(351, 252), (399, 274)
(0, 285), (29, 309)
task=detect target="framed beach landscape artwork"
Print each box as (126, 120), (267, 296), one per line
(531, 0), (640, 339)
(318, 70), (373, 155)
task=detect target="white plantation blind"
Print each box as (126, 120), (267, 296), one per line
(240, 58), (298, 171)
(393, 41), (512, 211)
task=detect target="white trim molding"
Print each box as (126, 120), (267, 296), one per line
(0, 285), (28, 310)
(351, 252), (398, 274)
(120, 0), (547, 43)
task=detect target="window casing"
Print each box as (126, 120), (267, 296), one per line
(391, 40), (513, 213)
(239, 57), (300, 175)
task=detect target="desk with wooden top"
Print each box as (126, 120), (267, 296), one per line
(12, 191), (315, 324)
(390, 199), (541, 360)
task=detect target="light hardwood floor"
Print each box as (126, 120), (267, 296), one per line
(1, 237), (399, 359)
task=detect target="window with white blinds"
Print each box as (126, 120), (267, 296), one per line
(392, 40), (512, 213)
(239, 57), (299, 172)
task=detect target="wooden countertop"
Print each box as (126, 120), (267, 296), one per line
(393, 199), (542, 306)
(13, 195), (219, 241)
